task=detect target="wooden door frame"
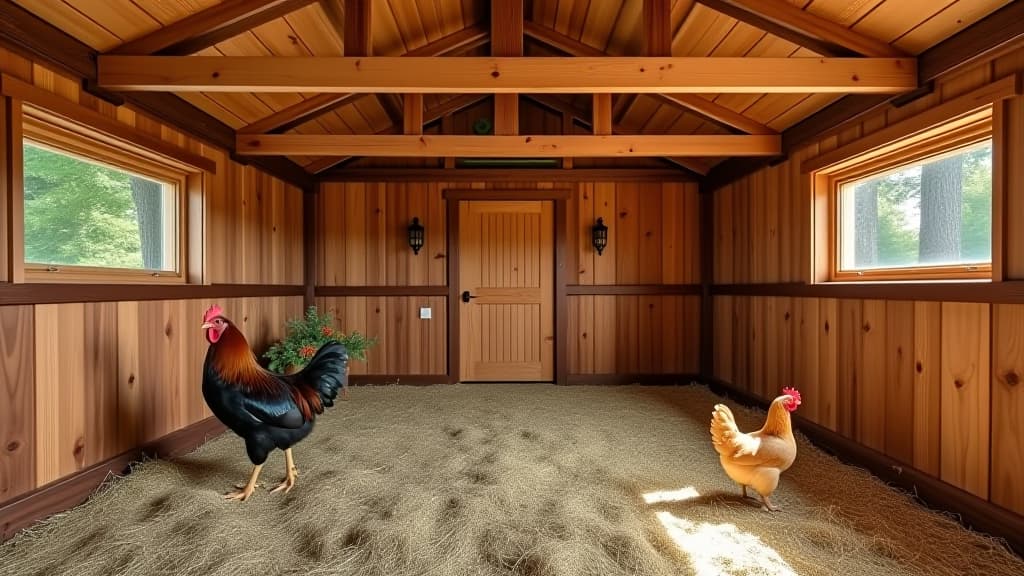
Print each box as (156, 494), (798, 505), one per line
(444, 189), (571, 385)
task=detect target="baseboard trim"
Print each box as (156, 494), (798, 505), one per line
(703, 377), (1024, 558)
(0, 417), (226, 542)
(566, 373), (699, 386)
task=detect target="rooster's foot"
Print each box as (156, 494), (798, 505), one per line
(270, 449), (298, 494)
(224, 464), (263, 502)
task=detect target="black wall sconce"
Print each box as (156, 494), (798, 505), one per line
(592, 217), (608, 255)
(408, 217), (425, 255)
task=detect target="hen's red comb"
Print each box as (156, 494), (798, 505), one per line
(782, 387), (802, 405)
(204, 305), (224, 323)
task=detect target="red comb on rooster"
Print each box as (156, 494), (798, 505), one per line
(203, 304), (224, 323)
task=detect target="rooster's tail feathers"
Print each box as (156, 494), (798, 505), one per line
(298, 341), (348, 407)
(709, 403), (739, 456)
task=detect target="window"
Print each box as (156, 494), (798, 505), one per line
(814, 117), (993, 282)
(21, 117), (186, 282)
(835, 141), (992, 279)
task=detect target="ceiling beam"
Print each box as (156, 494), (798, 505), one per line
(696, 0), (905, 58)
(526, 22), (776, 135)
(237, 25), (488, 134)
(98, 56), (917, 93)
(491, 0), (523, 135)
(403, 94), (424, 135)
(239, 134), (782, 158)
(704, 0), (1024, 191)
(320, 168), (697, 182)
(111, 0), (318, 55)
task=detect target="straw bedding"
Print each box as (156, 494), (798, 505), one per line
(1, 383), (1021, 576)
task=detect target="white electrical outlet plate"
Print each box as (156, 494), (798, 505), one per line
(420, 307), (432, 319)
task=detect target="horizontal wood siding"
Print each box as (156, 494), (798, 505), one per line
(0, 50), (305, 510)
(711, 47), (1024, 519)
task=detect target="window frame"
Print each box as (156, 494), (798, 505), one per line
(816, 115), (994, 283)
(20, 112), (190, 284)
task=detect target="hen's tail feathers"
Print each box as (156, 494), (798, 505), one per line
(297, 341), (349, 408)
(710, 403), (739, 456)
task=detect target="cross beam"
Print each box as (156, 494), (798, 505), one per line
(236, 134), (782, 157)
(98, 56), (917, 93)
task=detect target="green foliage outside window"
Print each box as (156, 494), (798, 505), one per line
(23, 142), (171, 271)
(842, 141), (991, 271)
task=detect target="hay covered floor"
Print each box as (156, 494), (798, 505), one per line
(2, 384), (1021, 576)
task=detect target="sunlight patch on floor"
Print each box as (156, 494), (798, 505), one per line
(655, 511), (797, 576)
(642, 486), (701, 504)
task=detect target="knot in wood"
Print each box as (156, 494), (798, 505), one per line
(1005, 371), (1020, 386)
(915, 361), (923, 374)
(954, 379), (965, 389)
(6, 441), (19, 452)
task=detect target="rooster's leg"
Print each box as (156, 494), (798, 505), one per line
(224, 464), (263, 501)
(271, 448), (298, 494)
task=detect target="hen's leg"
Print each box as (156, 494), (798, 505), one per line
(760, 493), (778, 512)
(271, 448), (298, 494)
(741, 485), (748, 499)
(225, 464), (263, 501)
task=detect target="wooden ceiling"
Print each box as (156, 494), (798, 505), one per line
(12, 0), (1015, 176)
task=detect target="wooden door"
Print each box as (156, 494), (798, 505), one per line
(459, 200), (554, 381)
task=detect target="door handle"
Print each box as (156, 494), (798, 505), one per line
(461, 290), (477, 303)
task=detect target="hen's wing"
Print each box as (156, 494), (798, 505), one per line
(710, 403), (761, 458)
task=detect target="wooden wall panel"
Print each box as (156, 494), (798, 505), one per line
(0, 306), (34, 502)
(568, 295), (699, 375)
(992, 304), (1024, 515)
(940, 302), (990, 498)
(319, 183), (447, 286)
(316, 296), (446, 376)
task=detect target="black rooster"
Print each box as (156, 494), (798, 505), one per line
(201, 305), (347, 501)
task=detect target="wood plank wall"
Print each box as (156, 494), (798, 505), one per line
(710, 46), (1024, 518)
(317, 180), (700, 378)
(0, 50), (305, 508)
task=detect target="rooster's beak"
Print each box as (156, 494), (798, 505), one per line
(201, 322), (213, 329)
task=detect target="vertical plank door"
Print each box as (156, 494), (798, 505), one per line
(459, 200), (554, 381)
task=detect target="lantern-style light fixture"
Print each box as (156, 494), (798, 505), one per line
(408, 217), (425, 255)
(592, 217), (608, 256)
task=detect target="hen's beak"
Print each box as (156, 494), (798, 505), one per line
(201, 322), (213, 329)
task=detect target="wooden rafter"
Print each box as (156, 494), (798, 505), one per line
(237, 25), (489, 134)
(643, 0), (672, 57)
(492, 0), (523, 136)
(98, 56), (917, 93)
(304, 93), (490, 173)
(696, 0), (907, 58)
(238, 133), (782, 157)
(403, 94), (424, 135)
(111, 0), (318, 55)
(344, 0), (372, 56)
(525, 22), (775, 135)
(527, 94), (714, 175)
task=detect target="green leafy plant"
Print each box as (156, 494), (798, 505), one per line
(263, 306), (377, 373)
